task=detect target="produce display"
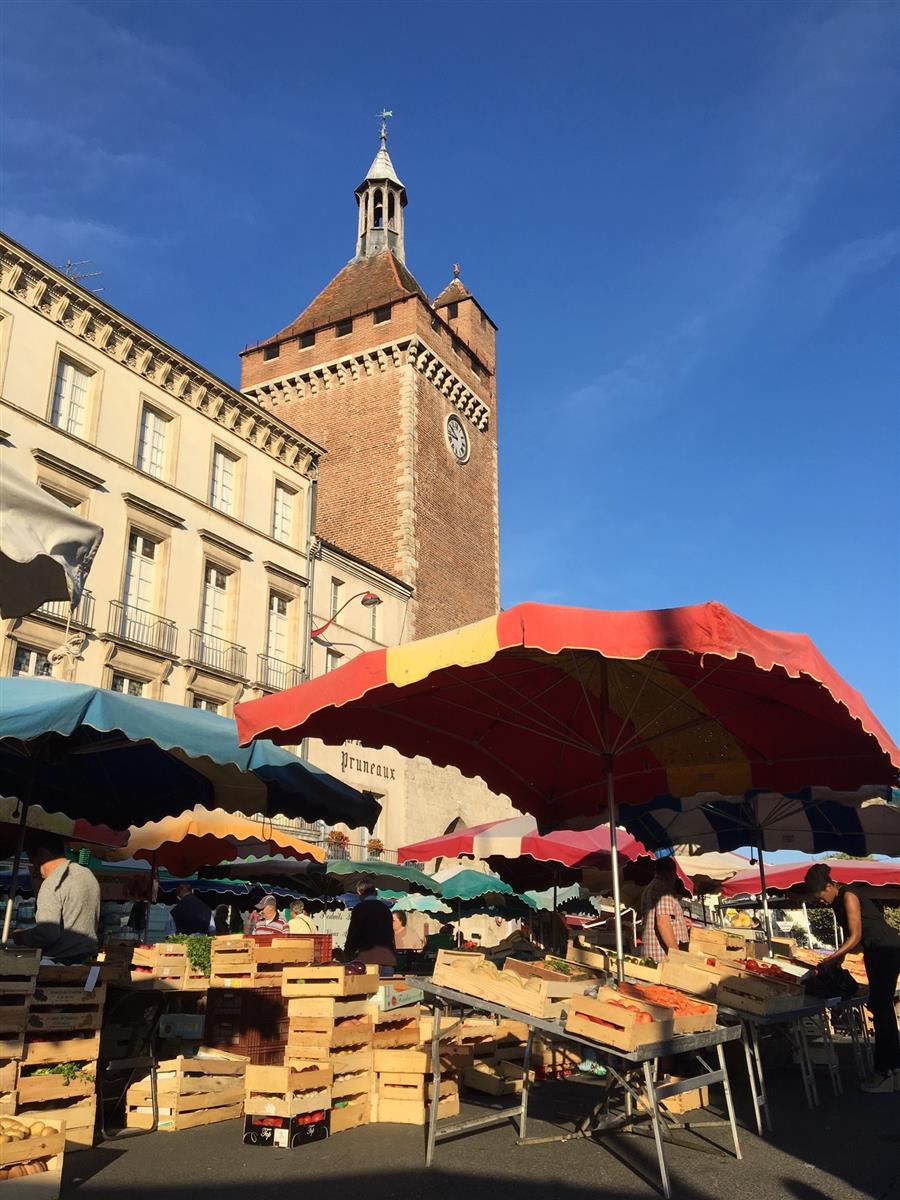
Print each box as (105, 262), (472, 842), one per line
(736, 959), (798, 984)
(0, 1118), (55, 1144)
(619, 982), (710, 1016)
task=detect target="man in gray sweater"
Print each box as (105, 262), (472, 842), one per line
(14, 833), (100, 964)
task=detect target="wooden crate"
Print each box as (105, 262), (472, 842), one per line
(16, 1097), (94, 1152)
(210, 937), (256, 989)
(329, 1093), (369, 1134)
(281, 964), (380, 998)
(332, 1069), (372, 1101)
(287, 997), (370, 1020)
(16, 1071), (95, 1111)
(502, 959), (596, 1014)
(376, 1088), (459, 1126)
(464, 1060), (524, 1096)
(286, 1015), (373, 1061)
(326, 1048), (373, 1076)
(21, 1033), (100, 1068)
(433, 951), (572, 1019)
(371, 1014), (420, 1050)
(26, 986), (106, 1036)
(660, 953), (723, 1001)
(126, 1054), (246, 1132)
(244, 1062), (331, 1117)
(716, 975), (808, 1016)
(0, 949), (41, 994)
(565, 986), (675, 1052)
(691, 928), (766, 960)
(0, 1117), (64, 1199)
(0, 1061), (17, 1113)
(253, 939), (316, 988)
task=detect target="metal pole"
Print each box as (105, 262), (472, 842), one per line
(756, 839), (773, 954)
(801, 901), (813, 948)
(830, 907), (840, 950)
(2, 769), (35, 946)
(598, 660), (625, 982)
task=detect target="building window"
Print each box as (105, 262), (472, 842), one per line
(299, 331), (315, 349)
(263, 343), (279, 361)
(330, 578), (343, 618)
(191, 695), (221, 714)
(267, 591), (290, 662)
(447, 302), (458, 320)
(335, 319), (352, 338)
(123, 531), (158, 613)
(51, 356), (90, 436)
(12, 644), (51, 677)
(326, 649), (342, 673)
(272, 481), (295, 544)
(201, 564), (230, 640)
(373, 305), (391, 325)
(136, 404), (170, 479)
(470, 356), (481, 377)
(110, 672), (144, 697)
(209, 445), (239, 514)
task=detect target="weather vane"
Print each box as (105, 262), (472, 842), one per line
(452, 262), (461, 279)
(378, 108), (393, 142)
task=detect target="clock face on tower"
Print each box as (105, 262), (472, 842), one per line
(446, 415), (470, 464)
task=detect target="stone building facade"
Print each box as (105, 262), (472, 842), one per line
(0, 126), (515, 853)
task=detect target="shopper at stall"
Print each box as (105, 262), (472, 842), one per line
(169, 883), (213, 935)
(252, 894), (289, 934)
(288, 899), (315, 934)
(344, 883), (396, 975)
(640, 856), (689, 962)
(13, 833), (100, 964)
(805, 862), (900, 1092)
(213, 904), (230, 935)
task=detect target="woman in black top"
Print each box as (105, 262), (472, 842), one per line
(806, 863), (900, 1093)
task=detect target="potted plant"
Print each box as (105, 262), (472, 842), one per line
(366, 837), (384, 860)
(326, 828), (350, 860)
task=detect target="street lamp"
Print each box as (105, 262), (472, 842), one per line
(311, 591), (381, 641)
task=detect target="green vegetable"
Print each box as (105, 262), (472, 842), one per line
(28, 1063), (91, 1085)
(167, 934), (212, 977)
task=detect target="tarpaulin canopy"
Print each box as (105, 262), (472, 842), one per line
(211, 855), (441, 897)
(100, 806), (326, 876)
(0, 795), (127, 851)
(0, 463), (103, 618)
(0, 678), (379, 830)
(236, 601), (898, 821)
(721, 857), (900, 898)
(236, 600), (898, 973)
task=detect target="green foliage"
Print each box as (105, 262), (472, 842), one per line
(167, 933), (212, 976)
(789, 924), (809, 947)
(29, 1063), (91, 1085)
(884, 906), (900, 934)
(807, 906), (837, 947)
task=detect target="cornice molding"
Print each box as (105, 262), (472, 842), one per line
(123, 492), (186, 528)
(199, 528), (253, 562)
(243, 336), (491, 433)
(31, 448), (106, 490)
(263, 560), (309, 588)
(0, 235), (325, 478)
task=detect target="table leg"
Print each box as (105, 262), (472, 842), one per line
(716, 1041), (743, 1161)
(425, 998), (444, 1167)
(642, 1059), (671, 1200)
(820, 1016), (842, 1096)
(749, 1022), (772, 1132)
(740, 1022), (763, 1137)
(789, 1022), (815, 1108)
(519, 1027), (535, 1141)
(799, 1021), (819, 1106)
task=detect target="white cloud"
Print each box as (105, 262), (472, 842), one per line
(3, 210), (140, 265)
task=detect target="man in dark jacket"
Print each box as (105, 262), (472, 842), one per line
(344, 884), (396, 976)
(170, 884), (212, 935)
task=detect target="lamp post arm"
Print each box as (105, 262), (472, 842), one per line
(311, 592), (377, 640)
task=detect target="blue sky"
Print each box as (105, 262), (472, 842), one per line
(3, 0), (898, 742)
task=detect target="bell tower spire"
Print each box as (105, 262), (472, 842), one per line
(355, 111), (407, 263)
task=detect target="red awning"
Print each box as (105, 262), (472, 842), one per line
(722, 858), (900, 897)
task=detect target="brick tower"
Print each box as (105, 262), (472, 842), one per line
(240, 123), (499, 639)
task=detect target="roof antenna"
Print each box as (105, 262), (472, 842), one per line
(60, 259), (105, 294)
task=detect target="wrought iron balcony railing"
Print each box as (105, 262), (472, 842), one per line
(188, 629), (247, 679)
(37, 590), (95, 628)
(108, 599), (177, 655)
(256, 654), (304, 692)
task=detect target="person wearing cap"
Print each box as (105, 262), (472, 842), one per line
(805, 862), (900, 1093)
(252, 894), (289, 935)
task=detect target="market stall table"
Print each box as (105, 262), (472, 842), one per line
(716, 997), (839, 1137)
(409, 976), (742, 1200)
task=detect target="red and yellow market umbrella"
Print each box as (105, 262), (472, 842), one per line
(100, 806), (326, 877)
(236, 600), (898, 972)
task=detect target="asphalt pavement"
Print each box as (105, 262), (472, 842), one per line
(66, 1042), (899, 1200)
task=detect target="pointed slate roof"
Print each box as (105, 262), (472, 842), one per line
(270, 250), (428, 341)
(433, 277), (471, 309)
(359, 139), (405, 190)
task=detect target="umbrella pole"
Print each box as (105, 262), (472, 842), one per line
(2, 772), (35, 946)
(606, 770), (625, 982)
(801, 901), (813, 949)
(756, 839), (773, 954)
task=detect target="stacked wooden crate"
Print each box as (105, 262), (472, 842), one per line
(126, 1050), (248, 1132)
(371, 1045), (460, 1125)
(14, 966), (105, 1154)
(280, 964), (380, 1136)
(0, 949), (40, 1120)
(0, 1116), (65, 1198)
